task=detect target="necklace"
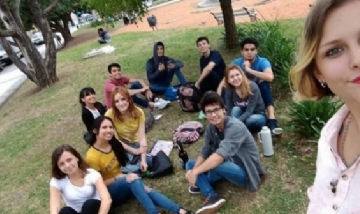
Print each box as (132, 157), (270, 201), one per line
(338, 113), (360, 168)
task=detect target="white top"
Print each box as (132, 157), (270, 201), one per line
(86, 107), (101, 119)
(50, 168), (101, 212)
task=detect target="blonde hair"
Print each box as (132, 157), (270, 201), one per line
(224, 64), (253, 99)
(289, 0), (352, 101)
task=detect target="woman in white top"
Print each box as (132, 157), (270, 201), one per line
(49, 144), (114, 214)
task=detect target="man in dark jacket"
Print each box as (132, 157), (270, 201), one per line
(146, 42), (186, 93)
(146, 41), (187, 93)
(185, 92), (266, 214)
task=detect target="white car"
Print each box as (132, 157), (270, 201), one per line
(0, 37), (22, 67)
(31, 32), (44, 45)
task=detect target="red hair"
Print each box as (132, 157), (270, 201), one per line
(110, 86), (141, 122)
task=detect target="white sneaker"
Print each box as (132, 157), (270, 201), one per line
(153, 100), (169, 110)
(157, 98), (170, 104)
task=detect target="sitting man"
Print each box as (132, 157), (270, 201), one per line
(104, 62), (169, 110)
(98, 28), (111, 44)
(232, 37), (282, 135)
(195, 37), (226, 94)
(185, 91), (266, 214)
(146, 41), (187, 93)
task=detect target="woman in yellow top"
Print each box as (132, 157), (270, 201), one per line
(105, 86), (152, 174)
(85, 116), (193, 214)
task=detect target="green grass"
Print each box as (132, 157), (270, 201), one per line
(0, 18), (313, 214)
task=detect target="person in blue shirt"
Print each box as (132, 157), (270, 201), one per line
(98, 28), (111, 44)
(231, 37), (282, 135)
(195, 37), (226, 94)
(146, 41), (187, 93)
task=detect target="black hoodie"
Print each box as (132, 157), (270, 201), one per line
(146, 41), (184, 84)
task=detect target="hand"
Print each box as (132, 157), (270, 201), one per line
(141, 86), (149, 93)
(158, 63), (165, 71)
(140, 161), (148, 172)
(195, 81), (200, 89)
(126, 173), (139, 183)
(133, 147), (147, 155)
(185, 170), (198, 188)
(167, 63), (175, 70)
(145, 90), (153, 100)
(243, 60), (251, 71)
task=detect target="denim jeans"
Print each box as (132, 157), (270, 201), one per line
(257, 81), (274, 108)
(150, 68), (187, 93)
(121, 143), (153, 174)
(185, 159), (247, 197)
(107, 177), (182, 214)
(129, 81), (154, 108)
(230, 106), (266, 132)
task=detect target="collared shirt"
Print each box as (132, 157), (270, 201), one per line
(307, 105), (360, 214)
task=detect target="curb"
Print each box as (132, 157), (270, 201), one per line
(148, 0), (183, 10)
(0, 75), (27, 108)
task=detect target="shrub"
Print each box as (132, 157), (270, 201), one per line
(287, 97), (343, 140)
(90, 20), (105, 28)
(223, 20), (298, 90)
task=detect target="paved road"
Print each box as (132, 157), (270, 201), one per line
(0, 27), (78, 108)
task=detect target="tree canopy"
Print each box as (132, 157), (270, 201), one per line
(81, 0), (147, 18)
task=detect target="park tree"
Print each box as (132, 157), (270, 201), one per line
(81, 0), (147, 22)
(220, 0), (238, 50)
(0, 0), (60, 88)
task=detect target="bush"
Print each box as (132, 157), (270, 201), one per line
(90, 20), (105, 28)
(287, 97), (343, 140)
(223, 20), (298, 90)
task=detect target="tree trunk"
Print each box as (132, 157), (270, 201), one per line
(220, 0), (238, 50)
(50, 19), (72, 44)
(0, 0), (59, 88)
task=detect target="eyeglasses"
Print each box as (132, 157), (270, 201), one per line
(204, 107), (222, 116)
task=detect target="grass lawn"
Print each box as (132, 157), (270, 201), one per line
(0, 18), (314, 214)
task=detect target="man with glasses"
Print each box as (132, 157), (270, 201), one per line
(231, 37), (282, 135)
(185, 92), (266, 214)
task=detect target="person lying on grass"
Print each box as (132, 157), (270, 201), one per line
(105, 86), (152, 174)
(49, 144), (115, 214)
(85, 116), (193, 214)
(217, 64), (267, 133)
(185, 91), (266, 214)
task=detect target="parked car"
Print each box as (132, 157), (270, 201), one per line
(0, 37), (22, 66)
(31, 32), (44, 45)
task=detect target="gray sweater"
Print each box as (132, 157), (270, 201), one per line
(225, 81), (265, 122)
(200, 116), (266, 192)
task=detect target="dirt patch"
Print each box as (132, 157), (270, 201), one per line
(61, 31), (98, 51)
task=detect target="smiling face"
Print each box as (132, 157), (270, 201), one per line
(315, 1), (360, 103)
(226, 68), (243, 87)
(113, 92), (129, 112)
(96, 119), (115, 141)
(81, 92), (96, 105)
(197, 40), (210, 54)
(57, 151), (79, 176)
(110, 66), (122, 80)
(204, 104), (226, 126)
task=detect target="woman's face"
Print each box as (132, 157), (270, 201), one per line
(57, 151), (79, 176)
(315, 1), (360, 103)
(97, 119), (115, 141)
(227, 68), (243, 87)
(114, 93), (129, 112)
(82, 92), (96, 105)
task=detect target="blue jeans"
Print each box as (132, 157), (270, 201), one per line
(122, 143), (153, 174)
(230, 106), (266, 132)
(257, 81), (274, 107)
(150, 68), (187, 93)
(130, 81), (155, 108)
(107, 177), (182, 214)
(185, 159), (247, 197)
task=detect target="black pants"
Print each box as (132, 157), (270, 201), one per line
(200, 71), (223, 94)
(59, 199), (115, 214)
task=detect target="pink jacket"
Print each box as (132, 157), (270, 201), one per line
(307, 105), (360, 214)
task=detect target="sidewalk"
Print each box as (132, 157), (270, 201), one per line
(0, 26), (78, 108)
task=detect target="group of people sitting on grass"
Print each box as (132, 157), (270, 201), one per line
(49, 36), (283, 214)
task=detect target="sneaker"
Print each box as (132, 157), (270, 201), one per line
(158, 97), (171, 104)
(153, 100), (169, 110)
(195, 195), (226, 214)
(188, 186), (201, 194)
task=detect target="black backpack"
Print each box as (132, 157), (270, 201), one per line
(146, 150), (174, 178)
(177, 83), (203, 112)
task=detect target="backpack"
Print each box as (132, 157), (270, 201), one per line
(144, 109), (155, 133)
(146, 150), (173, 178)
(173, 121), (204, 145)
(177, 83), (203, 112)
